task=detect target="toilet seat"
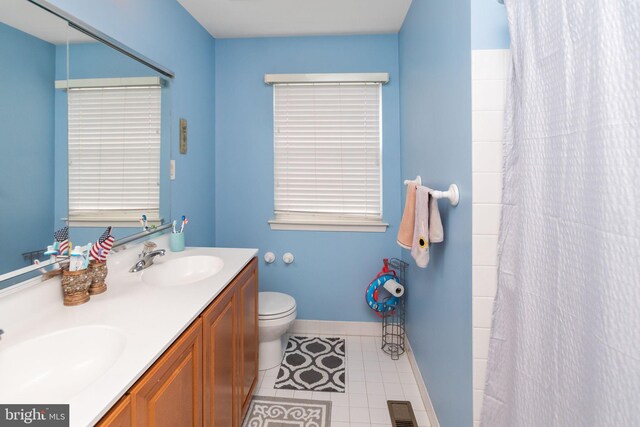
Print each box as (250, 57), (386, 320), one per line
(259, 292), (296, 320)
(259, 306), (296, 321)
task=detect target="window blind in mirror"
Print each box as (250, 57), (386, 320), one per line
(273, 82), (382, 221)
(67, 86), (161, 223)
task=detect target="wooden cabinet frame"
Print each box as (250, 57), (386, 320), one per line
(235, 258), (259, 420)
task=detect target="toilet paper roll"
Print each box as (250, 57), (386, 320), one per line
(383, 279), (404, 297)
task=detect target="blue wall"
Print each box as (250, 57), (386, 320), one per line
(399, 0), (473, 426)
(472, 0), (510, 49)
(0, 24), (55, 277)
(214, 35), (402, 321)
(53, 42), (172, 245)
(49, 0), (217, 246)
(65, 42), (156, 79)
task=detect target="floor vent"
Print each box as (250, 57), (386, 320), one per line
(387, 400), (418, 427)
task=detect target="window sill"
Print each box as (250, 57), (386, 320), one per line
(268, 218), (388, 233)
(65, 217), (163, 228)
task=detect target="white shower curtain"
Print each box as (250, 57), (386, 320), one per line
(481, 1), (640, 426)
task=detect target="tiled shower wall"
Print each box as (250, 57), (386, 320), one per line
(471, 48), (509, 427)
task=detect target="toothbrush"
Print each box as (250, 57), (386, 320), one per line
(33, 259), (47, 274)
(44, 244), (60, 270)
(140, 214), (149, 231)
(83, 243), (91, 269)
(180, 216), (188, 233)
(69, 247), (81, 271)
(172, 220), (177, 234)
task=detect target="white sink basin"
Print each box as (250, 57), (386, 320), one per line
(141, 255), (224, 287)
(0, 325), (126, 402)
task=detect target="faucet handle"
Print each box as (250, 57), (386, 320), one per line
(142, 241), (157, 255)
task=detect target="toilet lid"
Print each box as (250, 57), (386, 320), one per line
(259, 292), (296, 317)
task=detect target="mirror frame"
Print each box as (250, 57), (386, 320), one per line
(29, 0), (174, 78)
(0, 0), (175, 285)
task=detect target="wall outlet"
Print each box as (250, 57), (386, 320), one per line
(170, 160), (176, 180)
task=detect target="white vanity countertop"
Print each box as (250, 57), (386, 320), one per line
(0, 238), (258, 427)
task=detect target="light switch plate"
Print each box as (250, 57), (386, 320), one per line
(170, 160), (176, 180)
(179, 118), (187, 154)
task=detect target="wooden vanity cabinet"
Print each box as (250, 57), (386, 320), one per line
(130, 319), (203, 427)
(202, 283), (236, 426)
(96, 395), (132, 427)
(236, 258), (259, 419)
(202, 257), (258, 427)
(98, 258), (258, 427)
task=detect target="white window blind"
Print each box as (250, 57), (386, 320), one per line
(273, 82), (382, 226)
(67, 85), (161, 223)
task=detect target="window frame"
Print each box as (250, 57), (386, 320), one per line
(267, 74), (389, 233)
(63, 79), (164, 227)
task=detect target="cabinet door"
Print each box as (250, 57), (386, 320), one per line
(237, 259), (258, 417)
(130, 319), (203, 427)
(203, 287), (237, 427)
(96, 395), (131, 427)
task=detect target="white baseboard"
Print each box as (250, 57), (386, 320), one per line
(406, 339), (440, 427)
(290, 319), (439, 426)
(290, 319), (380, 336)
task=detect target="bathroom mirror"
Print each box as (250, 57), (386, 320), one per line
(0, 0), (174, 288)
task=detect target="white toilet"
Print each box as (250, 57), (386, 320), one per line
(258, 292), (297, 371)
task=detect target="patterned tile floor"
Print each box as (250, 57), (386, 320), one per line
(256, 334), (431, 427)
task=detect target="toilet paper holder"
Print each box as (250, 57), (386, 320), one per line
(381, 257), (409, 361)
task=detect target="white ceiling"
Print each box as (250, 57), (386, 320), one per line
(1, 0), (92, 44)
(177, 0), (413, 39)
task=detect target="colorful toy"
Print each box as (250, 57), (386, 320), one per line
(365, 259), (400, 316)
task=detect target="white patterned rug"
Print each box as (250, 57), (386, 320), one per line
(275, 336), (346, 392)
(242, 396), (331, 427)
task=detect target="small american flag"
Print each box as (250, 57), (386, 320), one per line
(90, 227), (112, 261)
(99, 235), (115, 262)
(54, 226), (69, 255)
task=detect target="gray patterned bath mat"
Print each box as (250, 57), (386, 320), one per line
(275, 335), (346, 393)
(242, 396), (331, 427)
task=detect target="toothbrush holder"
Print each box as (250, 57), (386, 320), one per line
(170, 232), (185, 252)
(88, 260), (108, 295)
(61, 268), (91, 306)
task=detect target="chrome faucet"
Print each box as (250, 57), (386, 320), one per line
(129, 241), (166, 273)
(0, 329), (4, 340)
